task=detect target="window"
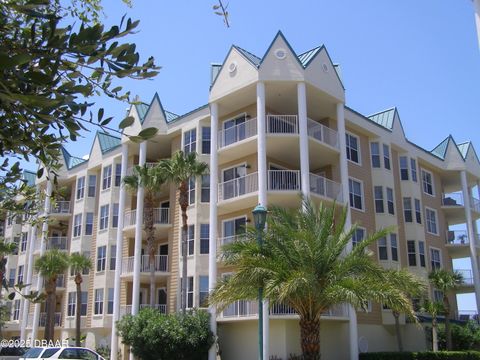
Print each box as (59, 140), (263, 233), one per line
(88, 175), (96, 197)
(199, 276), (209, 307)
(184, 129), (197, 154)
(422, 169), (434, 196)
(94, 289), (104, 315)
(374, 186), (384, 213)
(17, 265), (24, 284)
(8, 269), (15, 287)
(201, 175), (210, 203)
(81, 292), (87, 315)
(430, 248), (441, 270)
(390, 234), (398, 261)
(82, 251), (91, 275)
(114, 163), (122, 187)
(433, 289), (443, 303)
(200, 224), (209, 254)
(73, 214), (82, 237)
(112, 203), (119, 228)
(85, 212), (93, 235)
(182, 225), (195, 256)
(97, 246), (106, 272)
(383, 144), (391, 170)
(188, 177), (195, 205)
(399, 156), (409, 180)
(378, 237), (388, 260)
(403, 197), (412, 222)
(348, 178), (363, 210)
(13, 300), (20, 320)
(99, 204), (109, 230)
(386, 188), (395, 215)
(107, 288), (114, 314)
(13, 237), (19, 254)
(426, 208), (438, 235)
(109, 245), (116, 271)
(414, 199), (422, 224)
(370, 142), (380, 168)
(419, 241), (426, 267)
(76, 176), (85, 200)
(346, 133), (360, 163)
(202, 127), (211, 154)
(352, 227), (366, 248)
(20, 232), (27, 253)
(67, 292), (76, 317)
(407, 240), (417, 266)
(102, 165), (112, 190)
(187, 276), (194, 308)
(410, 158), (417, 182)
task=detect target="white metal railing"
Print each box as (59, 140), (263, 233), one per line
(218, 172), (258, 201)
(455, 310), (479, 322)
(309, 173), (343, 202)
(50, 201), (71, 214)
(121, 304), (167, 316)
(471, 197), (480, 213)
(153, 208), (170, 224)
(307, 119), (339, 149)
(219, 235), (246, 246)
(121, 255), (168, 274)
(446, 230), (469, 245)
(28, 312), (62, 327)
(46, 237), (68, 250)
(218, 117), (257, 148)
(266, 115), (298, 134)
(124, 209), (137, 227)
(270, 303), (297, 315)
(442, 192), (464, 206)
(457, 269), (474, 285)
(268, 170), (300, 191)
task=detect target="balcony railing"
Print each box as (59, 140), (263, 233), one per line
(456, 269), (473, 285)
(218, 172), (258, 201)
(28, 312), (61, 327)
(218, 117), (258, 148)
(219, 235), (246, 247)
(309, 174), (343, 202)
(50, 201), (71, 214)
(120, 304), (167, 316)
(446, 230), (470, 245)
(123, 208), (170, 228)
(35, 237), (69, 252)
(121, 255), (168, 274)
(471, 197), (480, 213)
(29, 274), (65, 289)
(307, 119), (339, 149)
(266, 115), (298, 134)
(268, 170), (300, 191)
(442, 192), (480, 213)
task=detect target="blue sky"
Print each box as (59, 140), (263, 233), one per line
(36, 1), (480, 309)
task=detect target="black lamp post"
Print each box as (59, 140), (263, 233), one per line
(252, 204), (267, 360)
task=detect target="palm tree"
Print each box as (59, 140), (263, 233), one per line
(210, 199), (425, 360)
(428, 269), (464, 350)
(35, 249), (70, 341)
(123, 164), (166, 306)
(160, 151), (208, 312)
(422, 299), (444, 351)
(69, 252), (92, 347)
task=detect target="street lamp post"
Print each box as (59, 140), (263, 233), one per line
(252, 204), (267, 360)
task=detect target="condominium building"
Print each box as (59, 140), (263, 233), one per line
(2, 32), (480, 360)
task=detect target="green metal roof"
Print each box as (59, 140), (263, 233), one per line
(431, 136), (450, 160)
(298, 46), (322, 67)
(233, 45), (261, 67)
(23, 170), (36, 186)
(135, 103), (149, 122)
(368, 108), (396, 130)
(211, 64), (222, 85)
(457, 142), (470, 159)
(165, 110), (179, 123)
(61, 147), (87, 170)
(97, 132), (121, 154)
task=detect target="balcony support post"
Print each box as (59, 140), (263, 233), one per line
(208, 102), (219, 360)
(256, 81), (269, 360)
(298, 82), (310, 200)
(461, 171), (480, 313)
(336, 103), (358, 360)
(110, 143), (129, 360)
(32, 178), (52, 341)
(21, 220), (38, 340)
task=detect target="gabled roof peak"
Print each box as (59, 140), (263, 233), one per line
(367, 107), (397, 130)
(61, 146), (87, 170)
(97, 132), (121, 154)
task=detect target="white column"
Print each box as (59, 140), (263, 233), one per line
(256, 81), (269, 360)
(110, 143), (129, 360)
(461, 171), (480, 312)
(474, 0), (480, 51)
(337, 103), (358, 360)
(298, 82), (310, 200)
(21, 222), (38, 340)
(208, 103), (219, 360)
(32, 178), (52, 341)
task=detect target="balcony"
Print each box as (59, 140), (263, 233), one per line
(309, 174), (343, 202)
(30, 274), (65, 290)
(218, 117), (258, 149)
(445, 230), (479, 258)
(123, 208), (171, 237)
(121, 255), (169, 279)
(35, 237), (68, 252)
(442, 193), (480, 224)
(50, 201), (71, 215)
(219, 300), (348, 320)
(120, 303), (167, 317)
(307, 118), (339, 149)
(455, 269), (474, 293)
(27, 312), (62, 327)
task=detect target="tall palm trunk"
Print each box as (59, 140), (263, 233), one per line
(144, 196), (156, 307)
(44, 278), (57, 342)
(299, 314), (321, 360)
(432, 317), (438, 351)
(75, 273), (82, 347)
(178, 181), (188, 313)
(444, 297), (452, 350)
(393, 311), (403, 351)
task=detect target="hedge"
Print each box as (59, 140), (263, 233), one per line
(359, 351), (480, 360)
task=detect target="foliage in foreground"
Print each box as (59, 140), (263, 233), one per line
(117, 308), (214, 360)
(437, 322), (480, 351)
(359, 351), (480, 360)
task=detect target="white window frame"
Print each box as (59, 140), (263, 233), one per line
(348, 177), (364, 211)
(73, 213), (82, 238)
(352, 227), (366, 248)
(85, 212), (93, 236)
(430, 247), (442, 270)
(410, 158), (418, 182)
(67, 292), (76, 317)
(390, 233), (398, 262)
(425, 207), (438, 235)
(99, 204), (109, 230)
(97, 246), (107, 272)
(386, 187), (395, 215)
(201, 126), (211, 155)
(346, 132), (361, 165)
(399, 156), (409, 181)
(102, 165), (112, 190)
(407, 240), (417, 267)
(374, 186), (384, 213)
(112, 203), (119, 228)
(76, 176), (85, 200)
(418, 241), (426, 267)
(107, 288), (114, 314)
(199, 275), (209, 308)
(403, 197), (412, 223)
(414, 199), (422, 224)
(94, 288), (104, 315)
(183, 128), (197, 154)
(383, 144), (391, 170)
(222, 215), (248, 244)
(378, 237), (388, 261)
(199, 223), (209, 255)
(88, 174), (96, 197)
(370, 141), (381, 168)
(421, 168), (435, 196)
(114, 163), (122, 187)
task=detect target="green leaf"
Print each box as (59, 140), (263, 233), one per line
(119, 116), (135, 129)
(138, 127), (158, 139)
(8, 292), (15, 300)
(98, 108), (104, 122)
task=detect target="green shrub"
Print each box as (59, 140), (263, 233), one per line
(437, 322), (480, 351)
(117, 308), (214, 360)
(359, 351), (480, 360)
